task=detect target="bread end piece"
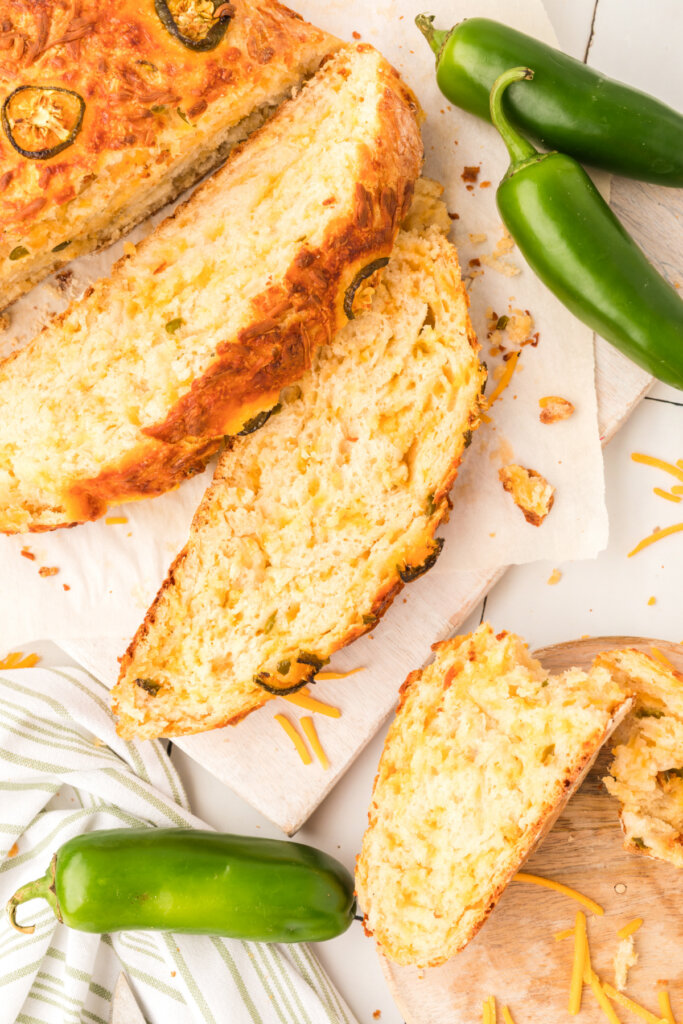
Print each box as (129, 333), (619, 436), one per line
(598, 648), (683, 868)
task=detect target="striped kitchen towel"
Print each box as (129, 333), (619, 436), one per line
(0, 665), (358, 1024)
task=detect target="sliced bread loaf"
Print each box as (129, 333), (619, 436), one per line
(1, 0), (339, 308)
(0, 43), (422, 532)
(112, 179), (485, 739)
(355, 623), (632, 967)
(597, 648), (683, 868)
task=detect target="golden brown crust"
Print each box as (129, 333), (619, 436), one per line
(0, 0), (339, 305)
(1, 44), (424, 533)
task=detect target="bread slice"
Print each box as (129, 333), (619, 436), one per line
(112, 179), (486, 739)
(597, 648), (683, 868)
(0, 0), (339, 309)
(355, 624), (632, 967)
(0, 44), (422, 532)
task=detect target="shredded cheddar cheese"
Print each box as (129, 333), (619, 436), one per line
(580, 931), (621, 1024)
(273, 714), (312, 765)
(283, 690), (342, 718)
(657, 990), (675, 1024)
(316, 668), (364, 680)
(631, 454), (683, 484)
(615, 914), (642, 939)
(480, 351), (519, 423)
(502, 1008), (516, 1024)
(513, 873), (604, 915)
(569, 911), (587, 1014)
(0, 652), (40, 669)
(603, 984), (668, 1024)
(105, 516), (129, 525)
(628, 523), (683, 557)
(300, 716), (330, 770)
(653, 487), (681, 503)
(483, 999), (491, 1024)
(488, 995), (497, 1024)
(588, 972), (622, 1024)
(555, 927), (575, 941)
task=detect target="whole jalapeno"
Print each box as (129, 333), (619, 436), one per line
(489, 67), (683, 390)
(6, 828), (356, 942)
(416, 15), (683, 187)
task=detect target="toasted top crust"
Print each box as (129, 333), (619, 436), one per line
(356, 624), (631, 967)
(0, 0), (338, 304)
(112, 179), (485, 740)
(0, 43), (423, 532)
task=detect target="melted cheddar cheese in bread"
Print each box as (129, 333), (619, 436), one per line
(356, 624), (632, 967)
(0, 44), (422, 531)
(597, 648), (683, 868)
(112, 179), (485, 739)
(0, 0), (339, 308)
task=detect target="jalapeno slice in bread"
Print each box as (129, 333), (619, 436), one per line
(254, 654), (328, 696)
(155, 0), (234, 51)
(343, 258), (389, 320)
(398, 537), (444, 582)
(237, 404), (281, 437)
(2, 86), (85, 160)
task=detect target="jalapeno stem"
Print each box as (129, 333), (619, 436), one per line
(415, 14), (451, 60)
(6, 855), (59, 933)
(489, 67), (539, 168)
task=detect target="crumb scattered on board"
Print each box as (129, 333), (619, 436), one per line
(38, 566), (59, 577)
(547, 569), (562, 585)
(539, 396), (575, 424)
(499, 465), (555, 526)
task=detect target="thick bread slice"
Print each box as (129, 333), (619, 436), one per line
(0, 44), (422, 532)
(0, 0), (339, 309)
(355, 623), (633, 968)
(596, 648), (683, 868)
(112, 179), (486, 739)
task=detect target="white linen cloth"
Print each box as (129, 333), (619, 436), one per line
(0, 664), (358, 1024)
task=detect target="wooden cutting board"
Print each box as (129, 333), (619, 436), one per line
(381, 637), (683, 1024)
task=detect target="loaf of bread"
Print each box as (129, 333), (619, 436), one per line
(597, 648), (683, 868)
(355, 624), (632, 967)
(112, 179), (485, 739)
(0, 0), (339, 309)
(0, 44), (422, 532)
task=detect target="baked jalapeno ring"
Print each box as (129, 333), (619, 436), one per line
(155, 0), (234, 51)
(2, 85), (85, 160)
(254, 653), (329, 696)
(344, 258), (389, 320)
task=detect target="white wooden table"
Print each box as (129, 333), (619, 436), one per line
(27, 3), (683, 1021)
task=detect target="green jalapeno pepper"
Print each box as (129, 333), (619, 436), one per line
(6, 828), (356, 942)
(416, 15), (683, 187)
(487, 67), (683, 390)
